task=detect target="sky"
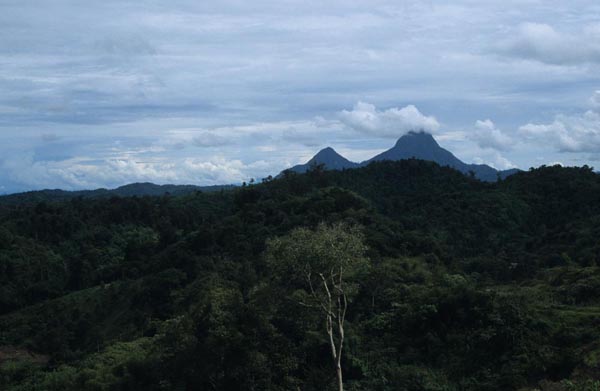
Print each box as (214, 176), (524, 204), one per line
(2, 0), (600, 193)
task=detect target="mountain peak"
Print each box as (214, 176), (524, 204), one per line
(395, 131), (439, 148)
(313, 146), (338, 157)
(285, 146), (358, 174)
(366, 130), (451, 166)
(306, 146), (358, 170)
(283, 133), (520, 181)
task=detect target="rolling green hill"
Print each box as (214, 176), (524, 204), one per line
(1, 160), (600, 390)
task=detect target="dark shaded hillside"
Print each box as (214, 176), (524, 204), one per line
(0, 182), (235, 206)
(1, 161), (600, 390)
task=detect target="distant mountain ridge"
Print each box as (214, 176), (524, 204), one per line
(0, 182), (234, 206)
(288, 147), (359, 173)
(284, 131), (520, 181)
(2, 132), (520, 202)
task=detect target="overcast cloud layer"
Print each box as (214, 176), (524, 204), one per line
(2, 0), (600, 193)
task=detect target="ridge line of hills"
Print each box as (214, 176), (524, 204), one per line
(286, 131), (520, 181)
(4, 130), (597, 204)
(0, 183), (234, 206)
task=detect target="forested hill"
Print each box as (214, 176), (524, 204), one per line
(2, 160), (600, 390)
(0, 182), (235, 206)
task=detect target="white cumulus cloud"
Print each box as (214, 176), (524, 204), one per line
(472, 151), (516, 171)
(471, 119), (513, 151)
(338, 102), (440, 138)
(519, 91), (600, 152)
(0, 150), (279, 191)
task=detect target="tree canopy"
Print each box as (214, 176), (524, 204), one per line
(1, 160), (600, 390)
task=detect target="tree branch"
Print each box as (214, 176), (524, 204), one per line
(306, 271), (334, 316)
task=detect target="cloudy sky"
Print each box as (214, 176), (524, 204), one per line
(2, 0), (600, 193)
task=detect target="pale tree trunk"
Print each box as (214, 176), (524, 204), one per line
(326, 312), (344, 391)
(325, 312), (344, 391)
(335, 292), (346, 391)
(336, 365), (343, 391)
(309, 270), (347, 391)
(335, 266), (347, 391)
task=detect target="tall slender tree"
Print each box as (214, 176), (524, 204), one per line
(266, 222), (369, 391)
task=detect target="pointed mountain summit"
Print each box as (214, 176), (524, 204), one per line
(286, 147), (359, 174)
(365, 131), (464, 168)
(281, 131), (519, 181)
(364, 131), (517, 181)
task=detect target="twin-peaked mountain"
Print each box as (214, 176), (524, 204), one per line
(286, 131), (519, 181)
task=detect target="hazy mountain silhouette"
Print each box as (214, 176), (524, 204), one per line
(287, 147), (359, 173)
(284, 131), (519, 181)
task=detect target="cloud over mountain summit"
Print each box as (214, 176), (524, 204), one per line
(339, 102), (440, 138)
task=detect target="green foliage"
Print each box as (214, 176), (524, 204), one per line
(1, 338), (157, 391)
(1, 161), (600, 389)
(266, 222), (369, 297)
